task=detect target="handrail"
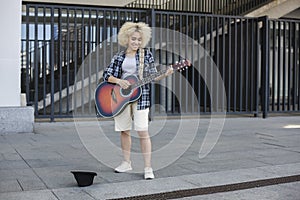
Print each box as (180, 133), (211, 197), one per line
(126, 0), (274, 16)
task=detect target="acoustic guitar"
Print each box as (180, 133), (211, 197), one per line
(95, 60), (189, 118)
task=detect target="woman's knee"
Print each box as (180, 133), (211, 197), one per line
(137, 131), (150, 139)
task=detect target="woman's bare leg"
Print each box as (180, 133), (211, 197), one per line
(121, 130), (131, 162)
(137, 130), (152, 168)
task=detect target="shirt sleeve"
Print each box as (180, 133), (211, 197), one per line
(103, 54), (121, 81)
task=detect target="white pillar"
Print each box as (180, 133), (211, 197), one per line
(0, 0), (21, 106)
(0, 0), (34, 133)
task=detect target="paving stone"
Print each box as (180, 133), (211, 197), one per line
(0, 169), (37, 181)
(53, 188), (96, 200)
(17, 178), (47, 191)
(0, 190), (58, 200)
(0, 160), (28, 170)
(0, 180), (22, 193)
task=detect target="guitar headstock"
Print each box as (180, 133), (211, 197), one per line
(171, 59), (190, 72)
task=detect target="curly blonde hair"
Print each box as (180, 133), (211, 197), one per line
(118, 22), (152, 48)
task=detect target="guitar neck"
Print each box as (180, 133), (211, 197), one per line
(132, 68), (168, 89)
(131, 60), (188, 89)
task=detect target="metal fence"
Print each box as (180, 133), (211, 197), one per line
(268, 18), (300, 113)
(21, 3), (300, 120)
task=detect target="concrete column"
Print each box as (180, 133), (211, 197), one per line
(0, 0), (34, 133)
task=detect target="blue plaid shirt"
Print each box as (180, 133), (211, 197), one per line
(103, 48), (157, 110)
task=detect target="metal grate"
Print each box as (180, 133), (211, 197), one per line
(108, 174), (300, 200)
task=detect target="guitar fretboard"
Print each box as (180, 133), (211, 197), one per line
(131, 60), (188, 89)
(131, 68), (168, 89)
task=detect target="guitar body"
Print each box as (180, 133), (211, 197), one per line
(95, 75), (142, 118)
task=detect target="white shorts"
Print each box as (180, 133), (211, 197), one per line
(114, 102), (149, 131)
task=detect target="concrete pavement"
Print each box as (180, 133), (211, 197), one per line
(0, 115), (300, 199)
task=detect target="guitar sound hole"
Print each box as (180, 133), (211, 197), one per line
(121, 87), (132, 97)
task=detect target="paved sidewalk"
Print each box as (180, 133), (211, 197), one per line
(0, 115), (300, 199)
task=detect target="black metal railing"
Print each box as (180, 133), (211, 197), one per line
(126, 0), (273, 16)
(21, 3), (300, 120)
(268, 18), (300, 113)
(21, 4), (151, 120)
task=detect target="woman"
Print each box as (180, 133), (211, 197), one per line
(102, 22), (173, 180)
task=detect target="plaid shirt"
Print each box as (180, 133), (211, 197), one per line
(103, 48), (157, 110)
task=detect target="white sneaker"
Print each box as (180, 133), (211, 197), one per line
(144, 167), (155, 180)
(114, 161), (132, 173)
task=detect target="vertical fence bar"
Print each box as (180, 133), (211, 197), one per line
(246, 18), (250, 112)
(165, 13), (169, 114)
(296, 22), (300, 111)
(292, 22), (296, 110)
(249, 17), (255, 114)
(227, 17), (232, 112)
(271, 20), (276, 111)
(221, 16), (226, 112)
(66, 8), (71, 115)
(81, 9), (85, 115)
(253, 19), (262, 113)
(178, 14), (183, 113)
(58, 8), (63, 115)
(150, 8), (156, 118)
(197, 15), (202, 113)
(42, 7), (47, 116)
(213, 15), (219, 112)
(50, 7), (55, 121)
(73, 9), (78, 116)
(282, 21), (286, 111)
(191, 14), (195, 113)
(239, 18), (243, 112)
(288, 21), (292, 111)
(34, 6), (39, 117)
(233, 17), (237, 112)
(158, 12), (163, 114)
(277, 21), (281, 111)
(185, 15), (189, 113)
(203, 15), (207, 113)
(260, 16), (270, 118)
(295, 21), (298, 112)
(208, 16), (212, 113)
